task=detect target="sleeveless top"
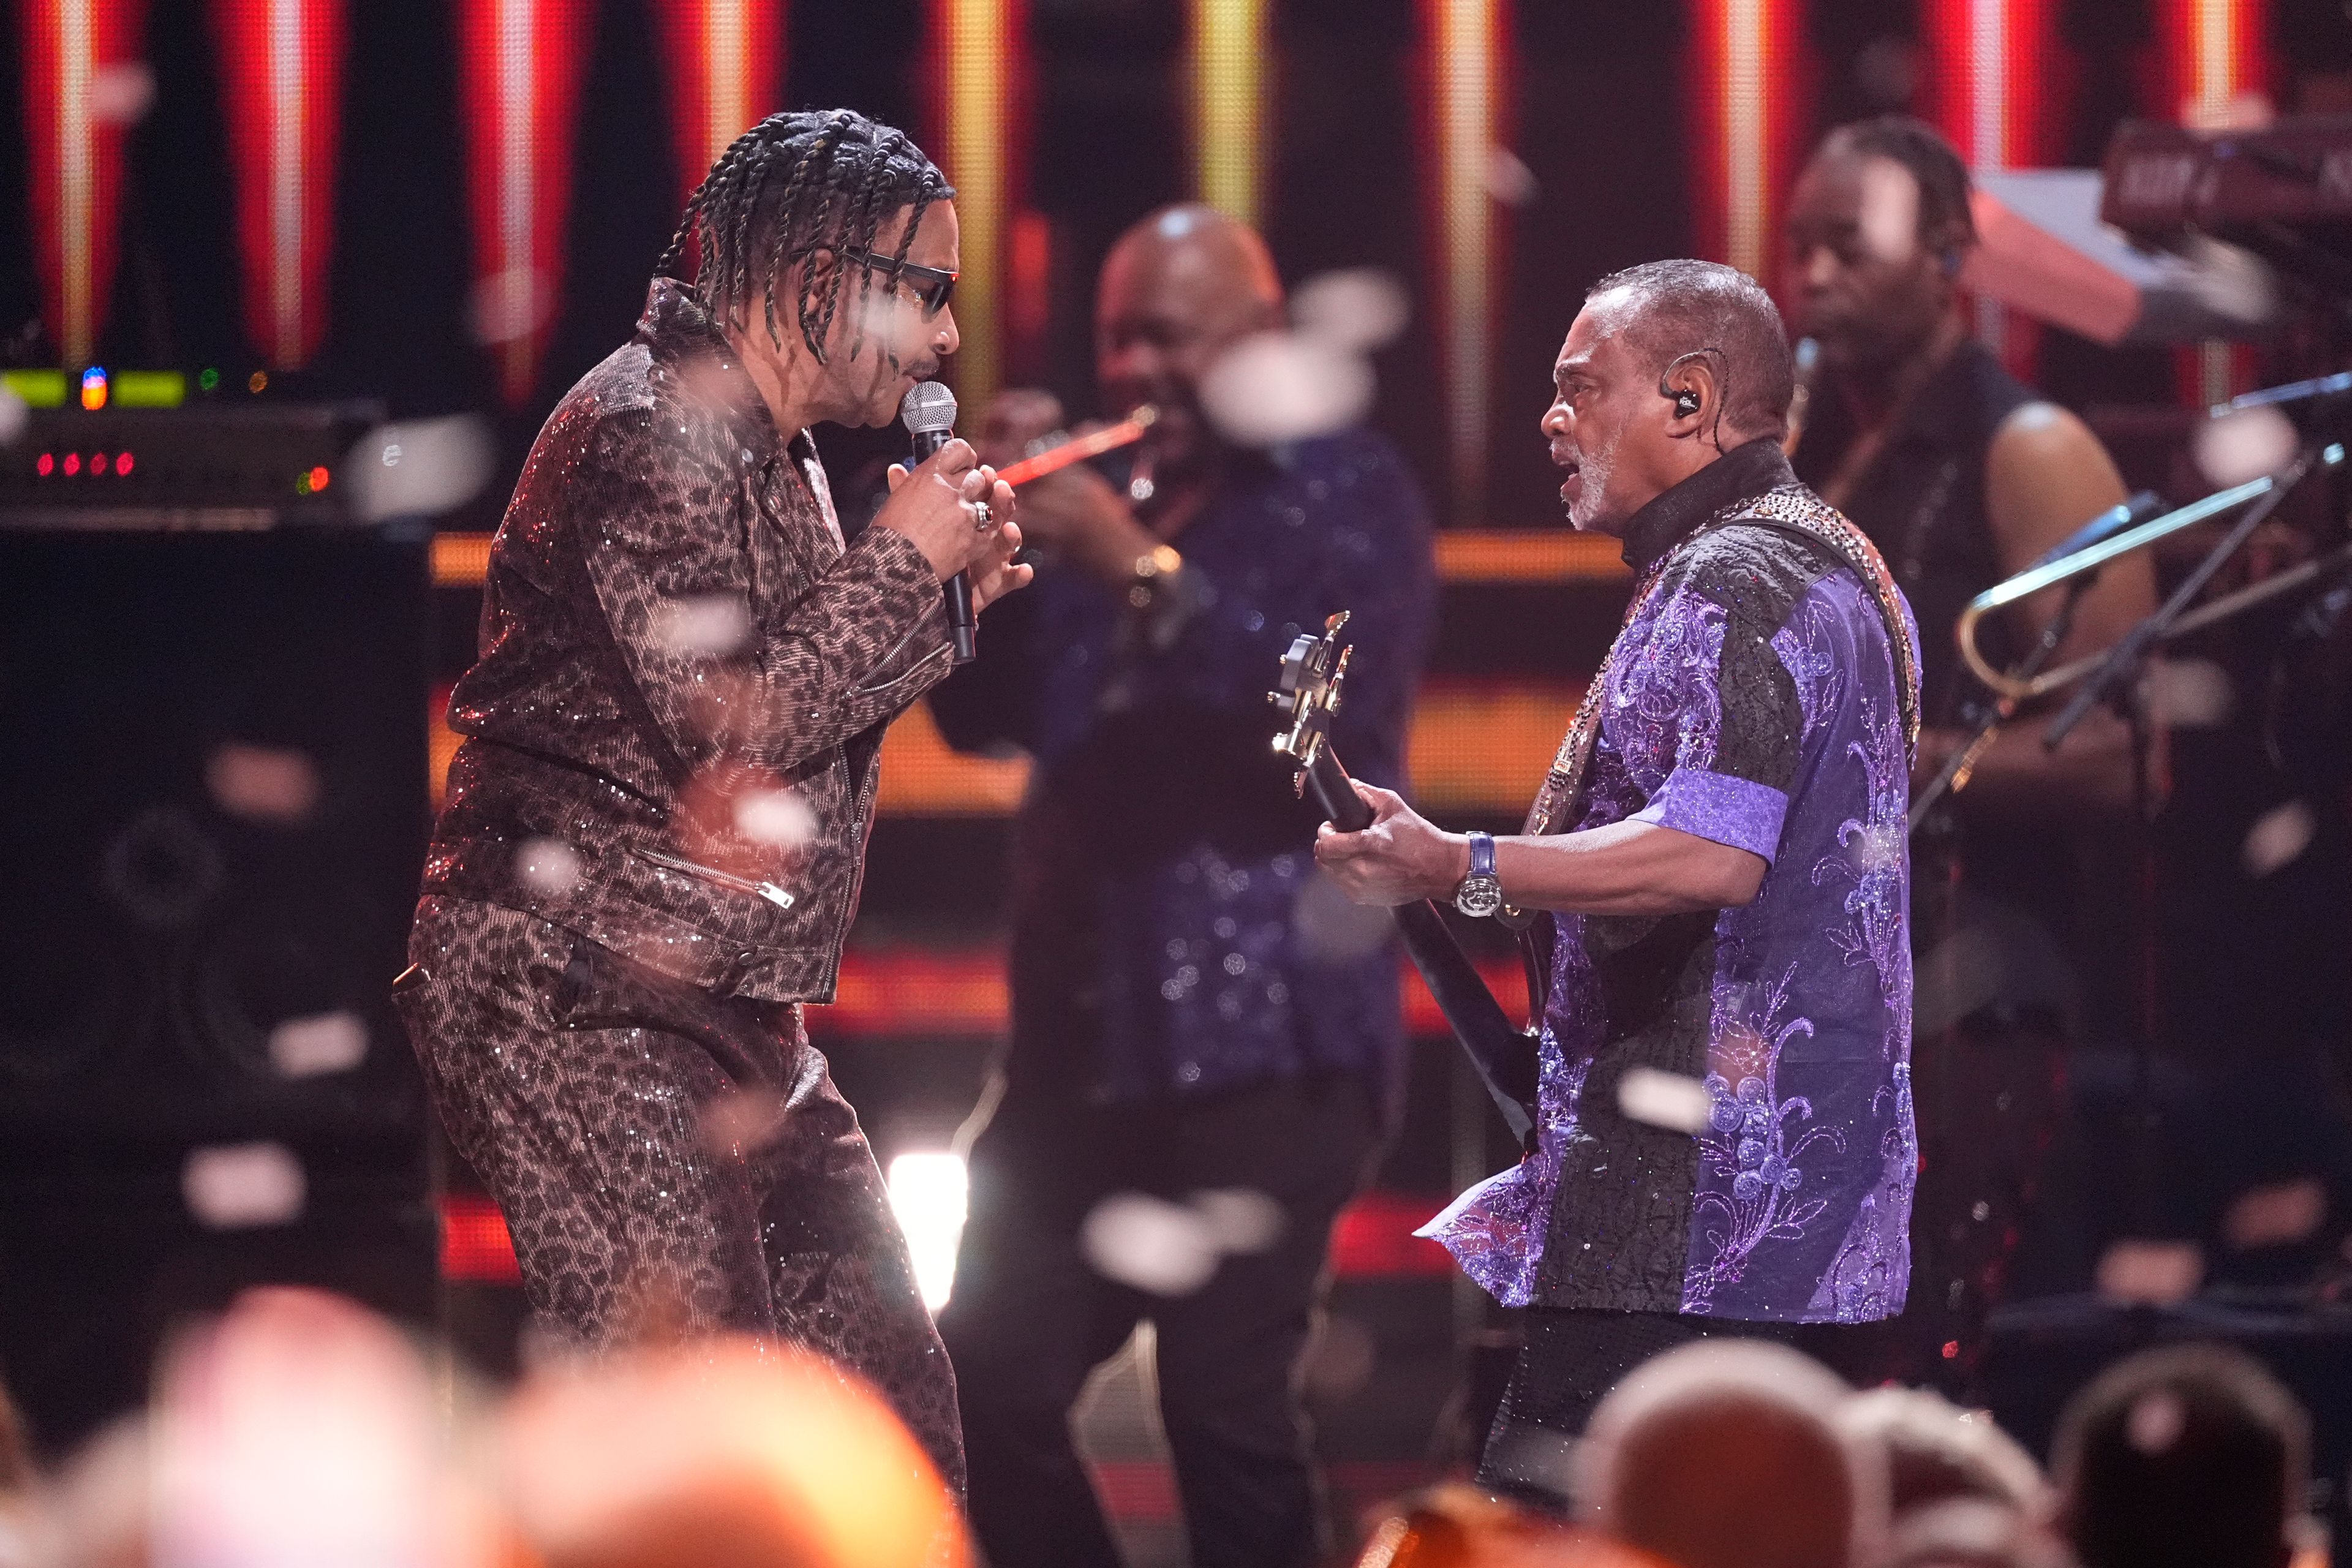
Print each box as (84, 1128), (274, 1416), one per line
(1795, 342), (2132, 1040)
(1794, 341), (2030, 727)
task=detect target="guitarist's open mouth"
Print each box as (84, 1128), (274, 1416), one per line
(1556, 459), (1582, 507)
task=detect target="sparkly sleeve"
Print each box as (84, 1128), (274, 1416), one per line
(1624, 582), (1803, 863)
(578, 405), (952, 774)
(1148, 434), (1437, 794)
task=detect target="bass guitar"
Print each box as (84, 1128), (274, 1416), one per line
(1270, 613), (1539, 1140)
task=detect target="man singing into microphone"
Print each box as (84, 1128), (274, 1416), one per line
(392, 110), (1023, 1487)
(1316, 262), (1918, 1506)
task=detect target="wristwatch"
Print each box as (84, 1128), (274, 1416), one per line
(1453, 831), (1502, 918)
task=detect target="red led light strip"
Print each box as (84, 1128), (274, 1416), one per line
(209, 0), (346, 369)
(793, 947), (1529, 1039)
(1684, 0), (1809, 284)
(18, 0), (148, 366)
(439, 1187), (1451, 1286)
(649, 0), (785, 216)
(453, 0), (594, 407)
(1919, 0), (2061, 373)
(1419, 0), (1513, 523)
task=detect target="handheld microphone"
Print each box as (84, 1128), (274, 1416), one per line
(899, 380), (976, 665)
(2028, 490), (2166, 570)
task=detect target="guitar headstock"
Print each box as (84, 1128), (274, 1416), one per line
(1269, 611), (1352, 790)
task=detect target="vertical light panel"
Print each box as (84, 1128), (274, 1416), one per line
(1423, 0), (1507, 524)
(1686, 0), (1804, 282)
(650, 0), (785, 212)
(454, 0), (593, 408)
(18, 0), (148, 366)
(2157, 0), (2270, 405)
(1920, 0), (2057, 362)
(931, 0), (1019, 410)
(1189, 0), (1268, 227)
(210, 0), (347, 369)
(1920, 0), (2059, 186)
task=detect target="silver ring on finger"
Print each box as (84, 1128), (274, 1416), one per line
(968, 499), (993, 532)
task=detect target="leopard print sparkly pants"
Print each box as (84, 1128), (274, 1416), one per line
(395, 895), (964, 1492)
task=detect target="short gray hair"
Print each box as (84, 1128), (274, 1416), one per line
(1586, 258), (1796, 442)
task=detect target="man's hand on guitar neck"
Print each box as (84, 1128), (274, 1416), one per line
(1312, 782), (1471, 907)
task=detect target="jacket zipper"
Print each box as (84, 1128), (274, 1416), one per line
(628, 846), (796, 911)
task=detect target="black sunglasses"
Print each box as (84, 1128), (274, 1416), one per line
(838, 247), (959, 317)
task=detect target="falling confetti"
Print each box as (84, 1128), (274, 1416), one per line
(183, 1143), (307, 1230)
(2240, 799), (2315, 878)
(268, 1012), (369, 1078)
(1199, 330), (1373, 448)
(650, 593), (754, 658)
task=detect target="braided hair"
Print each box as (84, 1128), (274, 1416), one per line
(657, 108), (954, 363)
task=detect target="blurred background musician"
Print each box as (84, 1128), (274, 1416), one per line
(1781, 116), (2158, 1392)
(930, 205), (1437, 1568)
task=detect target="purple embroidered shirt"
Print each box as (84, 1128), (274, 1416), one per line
(1424, 440), (1918, 1324)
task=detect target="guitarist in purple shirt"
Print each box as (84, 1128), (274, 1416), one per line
(1318, 260), (1918, 1509)
(932, 206), (1436, 1567)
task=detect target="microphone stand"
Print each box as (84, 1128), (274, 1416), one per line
(2046, 437), (2331, 751)
(1909, 571), (2100, 831)
(2038, 428), (2335, 1240)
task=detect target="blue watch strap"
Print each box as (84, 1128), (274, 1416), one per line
(1468, 831), (1496, 878)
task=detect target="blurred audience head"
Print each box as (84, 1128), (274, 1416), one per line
(1886, 1498), (2073, 1568)
(36, 1286), (494, 1568)
(1574, 1339), (1882, 1568)
(1838, 1387), (2049, 1516)
(1097, 204), (1283, 476)
(1350, 1485), (1674, 1568)
(501, 1337), (968, 1568)
(2052, 1342), (2310, 1568)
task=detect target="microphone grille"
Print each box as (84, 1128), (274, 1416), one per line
(900, 380), (958, 435)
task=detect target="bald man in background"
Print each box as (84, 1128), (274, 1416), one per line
(932, 206), (1437, 1567)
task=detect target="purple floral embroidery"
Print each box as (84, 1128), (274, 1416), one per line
(1771, 598), (1845, 739)
(1810, 1063), (1918, 1321)
(1611, 589), (1727, 785)
(1419, 1035), (1593, 1308)
(1684, 968), (1845, 1312)
(1815, 692), (1912, 1060)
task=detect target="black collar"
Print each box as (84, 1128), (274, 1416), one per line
(1616, 436), (1797, 573)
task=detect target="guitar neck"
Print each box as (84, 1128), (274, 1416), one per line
(1301, 739), (1537, 1137)
(1303, 747), (1375, 834)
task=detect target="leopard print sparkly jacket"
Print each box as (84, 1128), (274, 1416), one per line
(423, 279), (954, 1000)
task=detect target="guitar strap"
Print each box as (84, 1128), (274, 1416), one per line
(1510, 483), (1921, 1020)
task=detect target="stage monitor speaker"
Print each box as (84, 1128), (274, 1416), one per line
(0, 524), (435, 1455)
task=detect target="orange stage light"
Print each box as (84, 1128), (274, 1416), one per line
(1419, 0), (1512, 523)
(1189, 0), (1269, 227)
(930, 0), (1025, 412)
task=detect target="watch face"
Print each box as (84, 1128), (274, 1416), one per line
(1456, 878), (1502, 918)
